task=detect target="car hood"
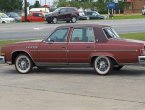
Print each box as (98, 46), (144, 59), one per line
(1, 18), (14, 21)
(16, 40), (42, 44)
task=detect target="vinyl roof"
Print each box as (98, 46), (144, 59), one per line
(57, 24), (109, 29)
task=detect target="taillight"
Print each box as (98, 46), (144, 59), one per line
(141, 48), (145, 56)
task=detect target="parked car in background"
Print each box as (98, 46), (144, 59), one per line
(142, 6), (145, 15)
(0, 13), (15, 23)
(21, 12), (45, 22)
(6, 12), (21, 22)
(78, 11), (89, 20)
(85, 11), (106, 19)
(46, 7), (79, 24)
(0, 24), (145, 75)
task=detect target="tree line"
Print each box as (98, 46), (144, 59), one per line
(0, 0), (125, 14)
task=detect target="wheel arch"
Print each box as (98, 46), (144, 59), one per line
(12, 51), (35, 66)
(90, 54), (119, 66)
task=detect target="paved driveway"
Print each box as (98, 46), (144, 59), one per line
(0, 64), (145, 110)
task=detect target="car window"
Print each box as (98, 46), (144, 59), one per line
(33, 13), (43, 17)
(103, 27), (120, 39)
(47, 28), (68, 42)
(1, 14), (9, 18)
(70, 27), (95, 42)
(60, 8), (66, 13)
(86, 12), (92, 15)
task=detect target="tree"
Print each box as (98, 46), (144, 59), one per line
(33, 0), (41, 8)
(0, 0), (23, 12)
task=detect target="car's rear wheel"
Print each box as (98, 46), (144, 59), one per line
(71, 17), (77, 23)
(52, 17), (57, 24)
(47, 21), (51, 23)
(2, 21), (6, 23)
(94, 56), (112, 75)
(15, 54), (32, 74)
(66, 20), (70, 23)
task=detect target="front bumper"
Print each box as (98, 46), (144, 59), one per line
(0, 56), (5, 64)
(138, 56), (145, 64)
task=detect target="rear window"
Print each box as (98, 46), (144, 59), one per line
(103, 27), (120, 39)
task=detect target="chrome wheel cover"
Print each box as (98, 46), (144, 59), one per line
(53, 18), (57, 24)
(72, 17), (76, 23)
(94, 56), (111, 75)
(16, 55), (31, 74)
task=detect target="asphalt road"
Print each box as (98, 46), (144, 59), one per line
(0, 64), (145, 110)
(0, 19), (145, 40)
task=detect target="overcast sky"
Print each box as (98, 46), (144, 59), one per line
(28, 0), (53, 6)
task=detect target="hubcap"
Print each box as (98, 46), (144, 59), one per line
(18, 58), (29, 70)
(95, 57), (110, 75)
(53, 18), (57, 23)
(72, 17), (76, 23)
(16, 56), (31, 73)
(97, 59), (108, 72)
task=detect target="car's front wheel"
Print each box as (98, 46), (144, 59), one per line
(71, 16), (77, 23)
(94, 56), (112, 75)
(15, 54), (32, 74)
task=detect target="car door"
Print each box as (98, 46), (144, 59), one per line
(37, 28), (69, 65)
(67, 27), (96, 63)
(32, 13), (44, 22)
(58, 8), (67, 20)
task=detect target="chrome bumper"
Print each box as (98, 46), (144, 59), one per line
(0, 56), (5, 64)
(138, 56), (145, 64)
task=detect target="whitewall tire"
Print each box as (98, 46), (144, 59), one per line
(15, 54), (32, 74)
(94, 56), (112, 75)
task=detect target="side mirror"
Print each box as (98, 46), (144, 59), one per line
(48, 38), (54, 43)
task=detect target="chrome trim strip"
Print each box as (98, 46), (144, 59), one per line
(35, 62), (90, 67)
(138, 56), (145, 64)
(0, 56), (5, 64)
(96, 50), (136, 52)
(30, 50), (67, 52)
(30, 49), (136, 52)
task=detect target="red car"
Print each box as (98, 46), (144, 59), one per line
(21, 12), (45, 22)
(0, 24), (145, 75)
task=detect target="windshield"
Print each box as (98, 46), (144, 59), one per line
(1, 14), (9, 18)
(103, 27), (120, 39)
(95, 12), (100, 15)
(53, 8), (61, 13)
(10, 13), (19, 17)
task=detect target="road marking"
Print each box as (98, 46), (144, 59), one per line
(33, 28), (40, 30)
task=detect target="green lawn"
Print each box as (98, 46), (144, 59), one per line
(119, 32), (145, 40)
(112, 14), (145, 19)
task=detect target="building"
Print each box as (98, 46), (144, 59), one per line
(124, 0), (145, 13)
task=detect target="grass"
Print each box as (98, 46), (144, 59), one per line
(119, 32), (145, 40)
(0, 40), (22, 48)
(112, 14), (145, 19)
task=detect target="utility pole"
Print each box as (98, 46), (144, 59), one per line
(24, 0), (27, 22)
(45, 0), (46, 12)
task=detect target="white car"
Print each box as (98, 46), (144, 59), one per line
(142, 6), (145, 15)
(0, 13), (15, 23)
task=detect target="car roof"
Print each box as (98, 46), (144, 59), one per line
(57, 24), (109, 29)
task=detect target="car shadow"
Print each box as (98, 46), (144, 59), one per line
(3, 66), (145, 77)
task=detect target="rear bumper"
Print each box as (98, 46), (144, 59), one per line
(138, 56), (145, 64)
(0, 56), (5, 64)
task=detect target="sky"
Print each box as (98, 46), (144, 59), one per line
(28, 0), (53, 6)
